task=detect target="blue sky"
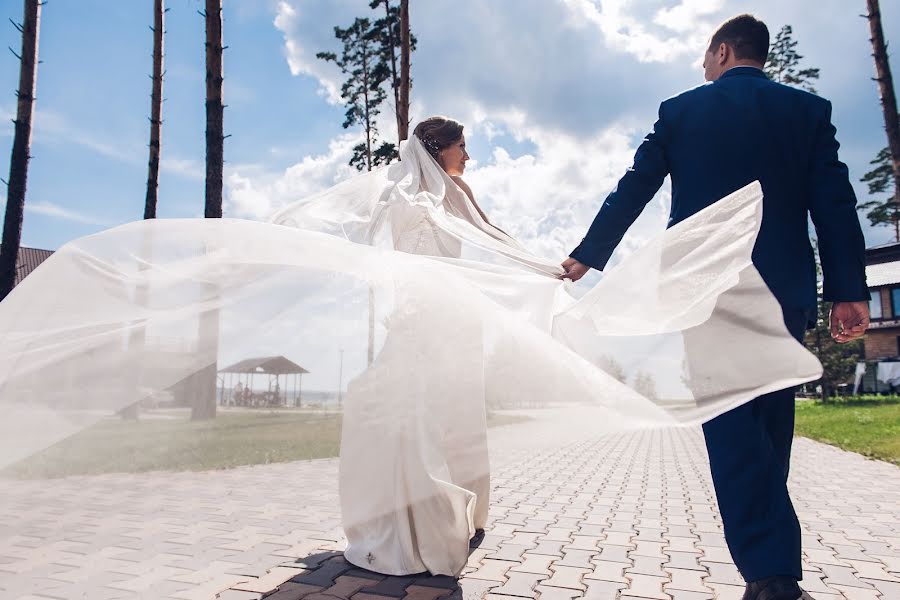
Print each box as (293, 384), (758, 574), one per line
(1, 0), (898, 263)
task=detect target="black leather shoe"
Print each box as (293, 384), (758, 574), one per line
(742, 576), (804, 600)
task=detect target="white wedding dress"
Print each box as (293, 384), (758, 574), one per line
(0, 137), (822, 578)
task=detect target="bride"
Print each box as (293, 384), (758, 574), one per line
(337, 117), (498, 576)
(0, 116), (822, 580)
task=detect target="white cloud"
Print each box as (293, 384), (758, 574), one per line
(560, 0), (722, 63)
(464, 110), (669, 263)
(225, 131), (360, 219)
(23, 200), (109, 226)
(273, 0), (343, 104)
(161, 157), (204, 181)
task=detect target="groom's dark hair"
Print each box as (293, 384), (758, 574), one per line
(708, 14), (769, 64)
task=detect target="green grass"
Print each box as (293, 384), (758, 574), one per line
(4, 409), (531, 479)
(795, 399), (900, 465)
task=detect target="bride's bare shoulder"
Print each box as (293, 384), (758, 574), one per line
(450, 176), (474, 199)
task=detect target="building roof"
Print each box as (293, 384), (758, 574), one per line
(219, 356), (309, 375)
(6, 246), (54, 286)
(867, 260), (900, 288)
(866, 241), (900, 265)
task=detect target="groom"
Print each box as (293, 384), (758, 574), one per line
(561, 14), (870, 600)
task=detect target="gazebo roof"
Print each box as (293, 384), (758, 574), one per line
(219, 356), (309, 375)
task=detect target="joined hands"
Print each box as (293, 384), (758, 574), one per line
(560, 257), (591, 282)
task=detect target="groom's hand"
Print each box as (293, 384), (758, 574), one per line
(561, 257), (590, 282)
(830, 301), (870, 344)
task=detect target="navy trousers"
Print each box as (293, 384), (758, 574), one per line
(701, 308), (811, 582)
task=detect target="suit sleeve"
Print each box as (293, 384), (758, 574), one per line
(808, 100), (870, 303)
(568, 102), (671, 270)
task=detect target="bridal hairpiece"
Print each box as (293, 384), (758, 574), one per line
(418, 134), (441, 157)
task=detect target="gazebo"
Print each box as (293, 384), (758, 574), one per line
(219, 356), (309, 408)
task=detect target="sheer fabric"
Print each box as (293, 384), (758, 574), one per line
(0, 137), (821, 576)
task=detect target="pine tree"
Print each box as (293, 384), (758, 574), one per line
(0, 0), (41, 302)
(318, 18), (396, 171)
(861, 1), (900, 241)
(858, 147), (899, 240)
(144, 0), (166, 220)
(764, 25), (820, 93)
(633, 370), (659, 401)
(369, 0), (415, 146)
(191, 0), (225, 421)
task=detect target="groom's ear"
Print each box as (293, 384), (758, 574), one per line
(713, 42), (729, 64)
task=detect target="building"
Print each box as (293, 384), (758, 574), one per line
(864, 241), (900, 359)
(3, 245), (54, 288)
(858, 241), (900, 393)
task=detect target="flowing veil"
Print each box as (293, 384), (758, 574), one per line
(0, 136), (821, 576)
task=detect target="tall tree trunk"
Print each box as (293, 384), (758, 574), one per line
(362, 44), (373, 172)
(123, 0), (165, 421)
(144, 0), (165, 219)
(381, 0), (401, 145)
(0, 0), (41, 302)
(398, 0), (410, 142)
(866, 0), (900, 210)
(204, 0), (224, 218)
(193, 0), (224, 421)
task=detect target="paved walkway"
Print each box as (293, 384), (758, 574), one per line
(1, 408), (898, 600)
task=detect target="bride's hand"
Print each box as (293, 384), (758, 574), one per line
(560, 257), (590, 281)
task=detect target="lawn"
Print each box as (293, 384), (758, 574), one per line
(794, 399), (900, 465)
(4, 409), (530, 479)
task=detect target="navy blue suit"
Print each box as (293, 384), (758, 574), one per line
(570, 67), (868, 581)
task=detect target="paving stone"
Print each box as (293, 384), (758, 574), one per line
(696, 546), (732, 565)
(530, 542), (566, 558)
(486, 545), (531, 563)
(860, 577), (900, 598)
(290, 557), (355, 588)
(412, 575), (459, 590)
(556, 549), (597, 569)
(465, 559), (517, 583)
(828, 584), (882, 600)
(816, 563), (877, 589)
(701, 562), (743, 587)
(583, 579), (627, 600)
(491, 571), (545, 597)
(263, 582), (325, 600)
(354, 576), (419, 597)
(703, 583), (744, 600)
(215, 590), (264, 600)
(452, 577), (501, 600)
(542, 566), (589, 591)
(318, 575), (383, 599)
(230, 566), (308, 594)
(402, 584), (454, 600)
(663, 552), (704, 572)
(664, 537), (701, 555)
(664, 568), (712, 594)
(510, 553), (554, 576)
(626, 556), (666, 578)
(584, 559), (627, 583)
(665, 591), (713, 600)
(621, 574), (669, 599)
(595, 544), (632, 565)
(846, 558), (900, 582)
(602, 532), (634, 548)
(831, 544), (882, 564)
(533, 585), (581, 600)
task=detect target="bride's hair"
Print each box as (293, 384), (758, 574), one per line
(413, 116), (464, 162)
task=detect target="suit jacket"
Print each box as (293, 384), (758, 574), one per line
(569, 66), (869, 311)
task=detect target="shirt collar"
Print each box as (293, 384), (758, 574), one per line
(719, 65), (768, 80)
